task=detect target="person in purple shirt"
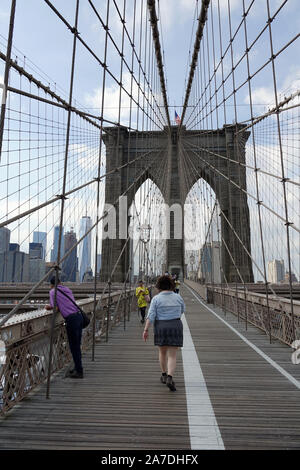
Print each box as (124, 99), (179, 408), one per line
(46, 276), (84, 378)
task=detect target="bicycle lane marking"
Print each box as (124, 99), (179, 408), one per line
(181, 313), (225, 450)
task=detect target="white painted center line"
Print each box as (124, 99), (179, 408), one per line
(185, 284), (300, 390)
(181, 313), (225, 450)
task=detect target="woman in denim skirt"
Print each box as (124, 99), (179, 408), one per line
(142, 275), (185, 391)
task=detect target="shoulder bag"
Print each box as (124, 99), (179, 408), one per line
(56, 287), (90, 329)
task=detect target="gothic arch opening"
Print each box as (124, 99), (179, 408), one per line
(184, 179), (220, 283)
(129, 178), (167, 281)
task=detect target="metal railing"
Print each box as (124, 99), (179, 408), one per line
(185, 279), (300, 347)
(0, 288), (135, 415)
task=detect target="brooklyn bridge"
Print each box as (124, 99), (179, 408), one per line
(0, 0), (299, 450)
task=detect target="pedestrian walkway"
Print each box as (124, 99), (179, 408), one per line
(0, 284), (299, 450)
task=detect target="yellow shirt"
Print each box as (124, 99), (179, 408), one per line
(136, 286), (149, 308)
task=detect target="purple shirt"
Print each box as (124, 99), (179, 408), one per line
(49, 285), (79, 318)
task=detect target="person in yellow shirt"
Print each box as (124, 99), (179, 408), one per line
(135, 280), (149, 324)
(174, 275), (180, 294)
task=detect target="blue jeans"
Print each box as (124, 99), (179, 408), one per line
(65, 312), (83, 373)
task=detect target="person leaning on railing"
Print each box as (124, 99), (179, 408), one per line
(142, 275), (185, 392)
(45, 276), (84, 379)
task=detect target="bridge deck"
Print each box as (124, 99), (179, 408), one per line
(0, 284), (299, 450)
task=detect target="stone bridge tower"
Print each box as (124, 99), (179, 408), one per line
(100, 125), (254, 284)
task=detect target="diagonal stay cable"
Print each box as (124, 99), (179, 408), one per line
(180, 0), (210, 127)
(147, 0), (171, 128)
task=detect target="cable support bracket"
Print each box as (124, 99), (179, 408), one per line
(56, 194), (68, 200)
(70, 26), (79, 35)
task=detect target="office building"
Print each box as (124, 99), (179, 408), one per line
(79, 216), (92, 282)
(1, 244), (30, 282)
(282, 271), (298, 284)
(0, 228), (11, 282)
(50, 226), (64, 263)
(96, 254), (102, 273)
(62, 229), (78, 282)
(29, 242), (43, 260)
(33, 231), (47, 260)
(0, 227), (10, 253)
(28, 241), (45, 282)
(199, 242), (221, 284)
(268, 259), (285, 284)
(29, 258), (46, 283)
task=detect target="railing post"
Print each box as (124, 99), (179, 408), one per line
(106, 280), (112, 343)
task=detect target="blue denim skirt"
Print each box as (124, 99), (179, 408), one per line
(154, 318), (183, 347)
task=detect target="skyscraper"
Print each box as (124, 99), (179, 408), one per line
(2, 243), (29, 282)
(79, 216), (92, 282)
(29, 242), (45, 283)
(0, 227), (10, 253)
(96, 254), (102, 273)
(0, 228), (11, 282)
(51, 226), (64, 262)
(33, 231), (47, 260)
(199, 242), (221, 284)
(268, 259), (285, 283)
(29, 242), (43, 259)
(62, 229), (77, 282)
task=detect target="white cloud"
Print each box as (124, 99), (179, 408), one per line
(244, 66), (300, 112)
(218, 0), (241, 12)
(84, 72), (140, 125)
(158, 0), (197, 29)
(245, 87), (275, 108)
(159, 0), (240, 29)
(69, 143), (101, 171)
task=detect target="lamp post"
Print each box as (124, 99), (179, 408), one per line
(138, 224), (151, 282)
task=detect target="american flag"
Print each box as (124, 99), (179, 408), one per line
(175, 110), (181, 125)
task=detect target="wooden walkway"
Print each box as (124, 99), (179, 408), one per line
(0, 284), (299, 450)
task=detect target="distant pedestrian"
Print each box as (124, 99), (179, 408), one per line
(174, 275), (180, 294)
(135, 280), (150, 324)
(142, 275), (185, 391)
(45, 276), (83, 378)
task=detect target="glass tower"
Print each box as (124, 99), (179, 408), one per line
(79, 216), (92, 282)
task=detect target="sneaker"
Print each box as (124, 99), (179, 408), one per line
(64, 367), (75, 377)
(66, 370), (83, 379)
(166, 376), (176, 391)
(160, 374), (167, 384)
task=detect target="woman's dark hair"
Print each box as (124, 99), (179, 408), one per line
(156, 275), (175, 291)
(50, 276), (60, 286)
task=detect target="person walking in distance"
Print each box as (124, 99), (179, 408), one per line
(135, 280), (150, 324)
(174, 274), (180, 294)
(142, 275), (185, 391)
(46, 276), (84, 378)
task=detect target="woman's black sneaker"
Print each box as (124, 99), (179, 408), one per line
(66, 370), (83, 379)
(160, 373), (167, 384)
(166, 375), (176, 391)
